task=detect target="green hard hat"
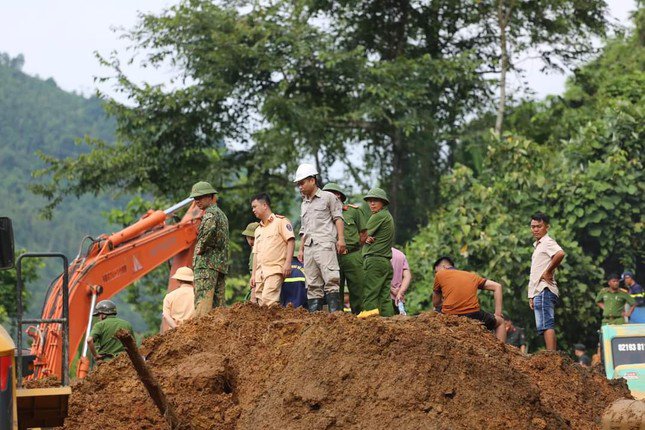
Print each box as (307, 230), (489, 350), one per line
(363, 187), (389, 204)
(242, 222), (260, 237)
(93, 300), (117, 316)
(322, 182), (346, 201)
(189, 181), (218, 198)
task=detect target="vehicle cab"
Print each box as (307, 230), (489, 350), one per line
(601, 323), (645, 399)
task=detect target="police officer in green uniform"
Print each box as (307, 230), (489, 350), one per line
(190, 181), (230, 317)
(595, 273), (636, 325)
(358, 187), (395, 319)
(87, 300), (134, 362)
(323, 183), (366, 314)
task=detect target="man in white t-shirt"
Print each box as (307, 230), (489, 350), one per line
(528, 212), (565, 351)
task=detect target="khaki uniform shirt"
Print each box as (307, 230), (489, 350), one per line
(300, 188), (343, 246)
(528, 234), (563, 298)
(163, 284), (195, 323)
(254, 214), (295, 279)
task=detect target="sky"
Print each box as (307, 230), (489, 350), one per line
(0, 1), (637, 102)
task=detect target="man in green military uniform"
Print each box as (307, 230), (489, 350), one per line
(190, 181), (230, 317)
(596, 273), (636, 325)
(358, 187), (395, 319)
(323, 183), (366, 314)
(242, 222), (259, 274)
(87, 300), (134, 362)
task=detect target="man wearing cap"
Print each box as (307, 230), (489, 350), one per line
(323, 182), (366, 314)
(595, 273), (635, 325)
(623, 272), (644, 306)
(87, 300), (134, 362)
(358, 187), (395, 319)
(242, 222), (260, 301)
(573, 344), (591, 367)
(189, 181), (230, 317)
(251, 192), (295, 307)
(294, 164), (346, 312)
(162, 267), (195, 331)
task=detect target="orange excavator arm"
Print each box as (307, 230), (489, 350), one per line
(28, 198), (202, 380)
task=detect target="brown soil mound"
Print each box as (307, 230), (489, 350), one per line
(61, 304), (630, 429)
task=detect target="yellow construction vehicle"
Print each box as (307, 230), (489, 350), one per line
(0, 217), (71, 429)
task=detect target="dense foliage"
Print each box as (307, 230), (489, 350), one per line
(406, 12), (644, 350)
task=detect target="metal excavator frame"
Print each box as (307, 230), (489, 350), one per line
(20, 198), (202, 381)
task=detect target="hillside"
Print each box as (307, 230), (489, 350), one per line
(0, 53), (144, 327)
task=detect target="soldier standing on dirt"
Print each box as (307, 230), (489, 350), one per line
(87, 300), (134, 362)
(251, 192), (295, 307)
(528, 212), (565, 351)
(358, 188), (395, 319)
(190, 181), (230, 317)
(294, 163), (346, 312)
(323, 182), (366, 314)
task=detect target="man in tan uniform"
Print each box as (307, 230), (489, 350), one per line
(162, 266), (195, 332)
(251, 193), (295, 306)
(293, 163), (346, 312)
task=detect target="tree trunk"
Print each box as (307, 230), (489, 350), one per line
(495, 0), (510, 135)
(116, 329), (192, 430)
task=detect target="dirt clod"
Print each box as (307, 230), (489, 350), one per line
(60, 304), (630, 429)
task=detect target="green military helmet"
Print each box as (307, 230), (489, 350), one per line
(93, 300), (117, 316)
(242, 222), (260, 237)
(363, 187), (389, 205)
(189, 181), (218, 198)
(323, 182), (347, 202)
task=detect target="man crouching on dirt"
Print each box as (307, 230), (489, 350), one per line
(432, 256), (506, 342)
(87, 300), (135, 363)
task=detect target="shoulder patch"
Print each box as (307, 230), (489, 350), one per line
(286, 223), (293, 232)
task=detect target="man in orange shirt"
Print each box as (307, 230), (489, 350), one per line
(251, 193), (296, 307)
(432, 256), (506, 342)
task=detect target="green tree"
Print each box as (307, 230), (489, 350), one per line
(406, 18), (643, 350)
(0, 250), (42, 325)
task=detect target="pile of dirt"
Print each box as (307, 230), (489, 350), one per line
(61, 304), (630, 429)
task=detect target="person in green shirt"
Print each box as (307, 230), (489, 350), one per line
(323, 183), (367, 314)
(595, 273), (636, 325)
(242, 222), (260, 302)
(358, 187), (395, 319)
(87, 300), (134, 362)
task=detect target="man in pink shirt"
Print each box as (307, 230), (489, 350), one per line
(390, 247), (412, 314)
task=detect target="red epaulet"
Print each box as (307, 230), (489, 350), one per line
(345, 204), (359, 209)
(275, 214), (285, 219)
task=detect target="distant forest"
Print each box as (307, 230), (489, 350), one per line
(0, 53), (145, 329)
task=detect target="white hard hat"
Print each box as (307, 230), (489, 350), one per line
(171, 266), (194, 282)
(293, 163), (318, 183)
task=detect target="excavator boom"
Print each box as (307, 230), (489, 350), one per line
(29, 199), (202, 380)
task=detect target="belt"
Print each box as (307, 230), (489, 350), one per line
(345, 247), (361, 254)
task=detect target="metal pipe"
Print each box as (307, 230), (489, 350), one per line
(81, 289), (98, 358)
(164, 197), (194, 215)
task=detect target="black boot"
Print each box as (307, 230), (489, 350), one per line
(308, 298), (322, 313)
(326, 292), (342, 313)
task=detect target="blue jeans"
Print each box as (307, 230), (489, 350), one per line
(534, 289), (558, 335)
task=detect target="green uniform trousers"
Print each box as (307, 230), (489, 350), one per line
(194, 270), (226, 317)
(339, 250), (364, 314)
(602, 316), (625, 325)
(362, 256), (394, 317)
